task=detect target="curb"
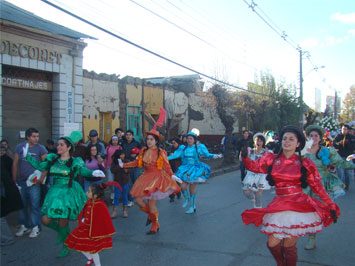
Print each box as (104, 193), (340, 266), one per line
(210, 165), (239, 178)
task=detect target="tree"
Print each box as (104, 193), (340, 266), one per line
(340, 85), (355, 122)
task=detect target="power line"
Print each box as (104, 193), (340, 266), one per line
(127, 0), (217, 49)
(40, 0), (271, 97)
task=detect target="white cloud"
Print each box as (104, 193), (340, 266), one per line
(331, 12), (355, 24)
(300, 38), (320, 48)
(324, 35), (347, 46)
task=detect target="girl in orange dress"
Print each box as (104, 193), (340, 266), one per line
(65, 182), (119, 266)
(121, 129), (180, 234)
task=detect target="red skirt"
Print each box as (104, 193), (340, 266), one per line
(242, 191), (339, 237)
(65, 222), (113, 253)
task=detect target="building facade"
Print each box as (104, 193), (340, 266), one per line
(0, 1), (90, 147)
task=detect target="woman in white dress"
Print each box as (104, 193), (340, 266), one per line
(242, 133), (271, 208)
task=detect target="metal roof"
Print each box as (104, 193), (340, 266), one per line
(0, 1), (95, 39)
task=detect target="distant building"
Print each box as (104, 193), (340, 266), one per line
(326, 95), (341, 118)
(314, 88), (321, 112)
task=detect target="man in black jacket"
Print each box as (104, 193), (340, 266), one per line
(333, 124), (355, 190)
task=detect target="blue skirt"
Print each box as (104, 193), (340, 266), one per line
(175, 162), (211, 183)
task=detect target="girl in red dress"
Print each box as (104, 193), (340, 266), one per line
(241, 126), (339, 266)
(65, 182), (119, 266)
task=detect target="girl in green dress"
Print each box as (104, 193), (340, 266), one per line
(25, 131), (105, 257)
(303, 125), (354, 250)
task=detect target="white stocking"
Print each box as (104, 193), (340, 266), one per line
(92, 253), (101, 266)
(82, 252), (93, 260)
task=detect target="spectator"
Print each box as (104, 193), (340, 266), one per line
(12, 128), (47, 238)
(45, 139), (57, 154)
(168, 137), (182, 202)
(110, 150), (130, 218)
(333, 124), (355, 190)
(1, 139), (14, 159)
(72, 139), (87, 161)
(121, 130), (141, 207)
(105, 135), (123, 182)
(1, 145), (23, 246)
(114, 128), (125, 145)
(86, 129), (106, 159)
(84, 144), (105, 192)
(236, 130), (253, 181)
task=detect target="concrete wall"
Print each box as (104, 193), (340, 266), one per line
(82, 75), (120, 141)
(165, 89), (225, 136)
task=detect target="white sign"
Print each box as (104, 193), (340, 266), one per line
(63, 123), (80, 137)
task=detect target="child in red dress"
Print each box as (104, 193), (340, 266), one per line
(65, 182), (118, 266)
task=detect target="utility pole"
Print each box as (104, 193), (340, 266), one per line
(299, 49), (304, 128)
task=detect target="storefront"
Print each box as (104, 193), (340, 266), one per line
(0, 1), (91, 147)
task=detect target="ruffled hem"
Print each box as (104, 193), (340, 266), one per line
(65, 225), (113, 253)
(242, 172), (271, 191)
(259, 211), (323, 238)
(176, 162), (211, 182)
(143, 189), (175, 200)
(130, 171), (180, 200)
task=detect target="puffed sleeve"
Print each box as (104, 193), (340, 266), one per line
(168, 145), (185, 160)
(328, 147), (355, 169)
(242, 152), (274, 174)
(303, 158), (338, 209)
(197, 144), (215, 159)
(25, 153), (58, 171)
(73, 157), (97, 180)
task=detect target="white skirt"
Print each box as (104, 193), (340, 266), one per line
(261, 211), (323, 239)
(242, 171), (271, 191)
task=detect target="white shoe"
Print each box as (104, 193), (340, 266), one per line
(29, 226), (40, 238)
(15, 225), (31, 237)
(127, 201), (134, 207)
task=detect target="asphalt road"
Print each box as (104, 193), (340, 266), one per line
(1, 171), (354, 266)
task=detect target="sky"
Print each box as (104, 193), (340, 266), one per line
(5, 0), (355, 110)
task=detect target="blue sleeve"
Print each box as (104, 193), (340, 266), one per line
(198, 144), (215, 159)
(168, 145), (185, 160)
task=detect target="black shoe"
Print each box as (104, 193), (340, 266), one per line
(169, 197), (175, 203)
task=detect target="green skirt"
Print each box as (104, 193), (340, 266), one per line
(41, 177), (87, 220)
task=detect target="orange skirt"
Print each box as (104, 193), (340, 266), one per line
(130, 169), (180, 200)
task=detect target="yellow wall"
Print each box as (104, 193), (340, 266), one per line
(83, 77), (120, 142)
(144, 86), (163, 114)
(83, 117), (99, 142)
(126, 84), (142, 106)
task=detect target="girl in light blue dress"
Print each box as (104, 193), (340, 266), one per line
(168, 131), (222, 214)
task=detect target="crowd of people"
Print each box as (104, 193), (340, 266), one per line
(0, 122), (354, 266)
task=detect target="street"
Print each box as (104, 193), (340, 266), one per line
(1, 170), (354, 266)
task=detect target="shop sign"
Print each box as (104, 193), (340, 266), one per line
(0, 40), (62, 64)
(1, 76), (52, 91)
